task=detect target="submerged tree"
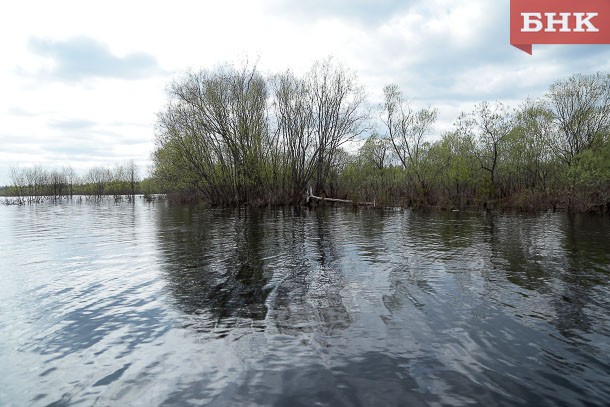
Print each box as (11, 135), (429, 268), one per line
(146, 61), (610, 212)
(307, 58), (368, 196)
(272, 60), (367, 201)
(272, 71), (316, 203)
(155, 64), (272, 205)
(153, 59), (367, 205)
(508, 99), (557, 193)
(424, 130), (480, 207)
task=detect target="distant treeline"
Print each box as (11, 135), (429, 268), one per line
(152, 59), (610, 213)
(3, 160), (161, 204)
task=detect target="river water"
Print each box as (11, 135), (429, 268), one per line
(1, 199), (609, 406)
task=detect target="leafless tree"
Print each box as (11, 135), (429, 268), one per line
(86, 166), (112, 198)
(9, 166), (26, 201)
(62, 166), (78, 198)
(272, 71), (316, 202)
(381, 84), (437, 183)
(307, 58), (368, 195)
(126, 160), (139, 199)
(49, 169), (66, 199)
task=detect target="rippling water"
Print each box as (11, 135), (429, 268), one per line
(1, 200), (610, 406)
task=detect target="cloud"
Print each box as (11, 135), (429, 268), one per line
(541, 45), (610, 74)
(315, 0), (515, 108)
(7, 107), (39, 117)
(49, 118), (97, 130)
(26, 37), (163, 81)
(337, 0), (609, 111)
(265, 0), (408, 25)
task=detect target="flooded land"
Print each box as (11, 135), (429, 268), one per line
(1, 200), (609, 406)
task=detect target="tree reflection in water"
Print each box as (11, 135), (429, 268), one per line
(157, 207), (272, 334)
(157, 206), (352, 338)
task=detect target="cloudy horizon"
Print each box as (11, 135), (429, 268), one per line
(2, 0), (610, 186)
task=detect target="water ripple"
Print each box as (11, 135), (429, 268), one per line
(1, 203), (610, 405)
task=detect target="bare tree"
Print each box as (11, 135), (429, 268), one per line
(126, 160), (139, 199)
(9, 166), (26, 202)
(273, 70), (316, 202)
(62, 166), (78, 198)
(271, 59), (368, 201)
(23, 165), (48, 202)
(49, 169), (66, 199)
(86, 166), (112, 198)
(307, 58), (368, 195)
(381, 84), (437, 183)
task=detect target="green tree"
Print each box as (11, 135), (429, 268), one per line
(505, 99), (558, 193)
(547, 72), (610, 166)
(155, 64), (272, 205)
(569, 140), (610, 210)
(425, 131), (480, 207)
(458, 101), (513, 198)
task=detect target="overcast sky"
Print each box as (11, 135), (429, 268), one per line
(1, 0), (609, 186)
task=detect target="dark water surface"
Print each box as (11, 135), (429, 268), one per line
(1, 200), (610, 406)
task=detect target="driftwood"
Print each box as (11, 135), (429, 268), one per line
(306, 187), (375, 207)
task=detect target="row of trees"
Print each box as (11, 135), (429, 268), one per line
(340, 72), (610, 212)
(6, 161), (142, 203)
(152, 60), (610, 212)
(10, 61), (604, 211)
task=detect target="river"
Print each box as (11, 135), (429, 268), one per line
(1, 199), (609, 406)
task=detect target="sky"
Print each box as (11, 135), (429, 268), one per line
(1, 0), (610, 186)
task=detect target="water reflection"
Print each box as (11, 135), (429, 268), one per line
(269, 263), (351, 336)
(553, 214), (610, 337)
(156, 207), (353, 337)
(2, 202), (610, 406)
(270, 209), (352, 336)
(485, 212), (610, 338)
(157, 207), (272, 333)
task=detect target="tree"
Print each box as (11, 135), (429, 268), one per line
(425, 131), (480, 207)
(359, 134), (390, 170)
(62, 166), (78, 198)
(125, 160), (139, 198)
(381, 84), (437, 184)
(459, 101), (513, 197)
(509, 99), (556, 192)
(49, 169), (66, 199)
(155, 63), (272, 205)
(307, 58), (368, 195)
(86, 167), (112, 197)
(272, 70), (316, 203)
(547, 72), (610, 166)
(569, 139), (610, 210)
(270, 59), (368, 202)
